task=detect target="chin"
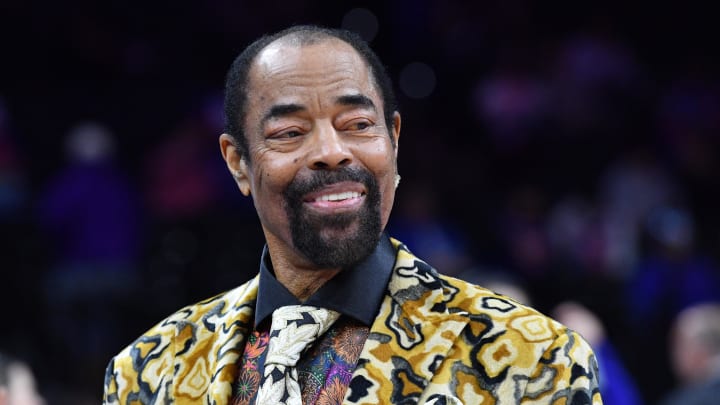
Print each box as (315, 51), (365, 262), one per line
(293, 216), (381, 269)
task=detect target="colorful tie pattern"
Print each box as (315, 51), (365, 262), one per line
(255, 305), (340, 405)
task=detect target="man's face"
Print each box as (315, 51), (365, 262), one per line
(224, 38), (400, 269)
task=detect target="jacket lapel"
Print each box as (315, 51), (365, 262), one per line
(172, 275), (259, 404)
(344, 240), (470, 404)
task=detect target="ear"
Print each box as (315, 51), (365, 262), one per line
(219, 133), (252, 196)
(391, 111), (401, 159)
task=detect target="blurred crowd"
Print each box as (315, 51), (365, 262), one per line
(1, 1), (719, 404)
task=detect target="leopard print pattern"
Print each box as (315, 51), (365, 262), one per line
(103, 279), (258, 404)
(104, 239), (602, 404)
(343, 241), (602, 404)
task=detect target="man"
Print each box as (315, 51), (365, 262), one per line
(104, 25), (602, 404)
(659, 302), (720, 405)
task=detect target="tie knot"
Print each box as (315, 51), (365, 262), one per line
(265, 305), (341, 367)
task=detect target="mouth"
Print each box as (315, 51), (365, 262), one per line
(303, 182), (366, 211)
(312, 190), (363, 202)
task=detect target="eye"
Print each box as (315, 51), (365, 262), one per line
(345, 119), (373, 131)
(283, 130), (302, 138)
(269, 128), (304, 139)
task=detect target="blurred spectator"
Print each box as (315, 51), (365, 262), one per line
(148, 94), (242, 209)
(620, 201), (720, 405)
(143, 113), (231, 222)
(35, 121), (141, 364)
(497, 185), (552, 279)
(659, 302), (720, 405)
(0, 352), (44, 405)
(657, 78), (720, 255)
(140, 104), (259, 305)
(37, 121), (141, 271)
(626, 205), (720, 326)
(599, 147), (681, 277)
(546, 195), (606, 274)
(553, 301), (645, 405)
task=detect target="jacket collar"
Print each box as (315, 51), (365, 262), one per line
(175, 275), (260, 402)
(344, 238), (471, 404)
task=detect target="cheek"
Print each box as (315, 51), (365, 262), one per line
(249, 161), (294, 235)
(250, 151), (297, 195)
(247, 158), (296, 226)
(364, 137), (397, 173)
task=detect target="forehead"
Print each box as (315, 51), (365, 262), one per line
(247, 38), (380, 104)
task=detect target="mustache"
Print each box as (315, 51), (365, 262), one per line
(284, 167), (376, 201)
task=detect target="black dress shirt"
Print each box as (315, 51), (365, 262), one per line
(253, 233), (396, 327)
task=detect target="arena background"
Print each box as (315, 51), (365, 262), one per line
(1, 1), (719, 403)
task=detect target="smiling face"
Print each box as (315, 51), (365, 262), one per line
(221, 37), (400, 270)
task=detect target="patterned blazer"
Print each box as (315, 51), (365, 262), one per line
(104, 239), (603, 404)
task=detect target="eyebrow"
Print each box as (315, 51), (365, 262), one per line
(259, 94), (377, 128)
(335, 94), (377, 112)
(260, 103), (306, 128)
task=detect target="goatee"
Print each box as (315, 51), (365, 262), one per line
(284, 167), (382, 269)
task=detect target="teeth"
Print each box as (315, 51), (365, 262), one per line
(316, 191), (361, 202)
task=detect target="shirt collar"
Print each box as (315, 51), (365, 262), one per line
(254, 233), (396, 327)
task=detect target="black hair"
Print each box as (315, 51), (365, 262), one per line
(223, 25), (398, 158)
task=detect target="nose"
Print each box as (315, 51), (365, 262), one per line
(307, 120), (352, 170)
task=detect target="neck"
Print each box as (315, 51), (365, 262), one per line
(276, 266), (341, 301)
(266, 245), (341, 301)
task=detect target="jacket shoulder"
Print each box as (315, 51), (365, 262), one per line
(103, 276), (259, 404)
(437, 274), (602, 403)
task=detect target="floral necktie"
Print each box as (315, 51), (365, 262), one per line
(255, 305), (341, 405)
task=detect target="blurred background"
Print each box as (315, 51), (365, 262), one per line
(1, 1), (719, 404)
